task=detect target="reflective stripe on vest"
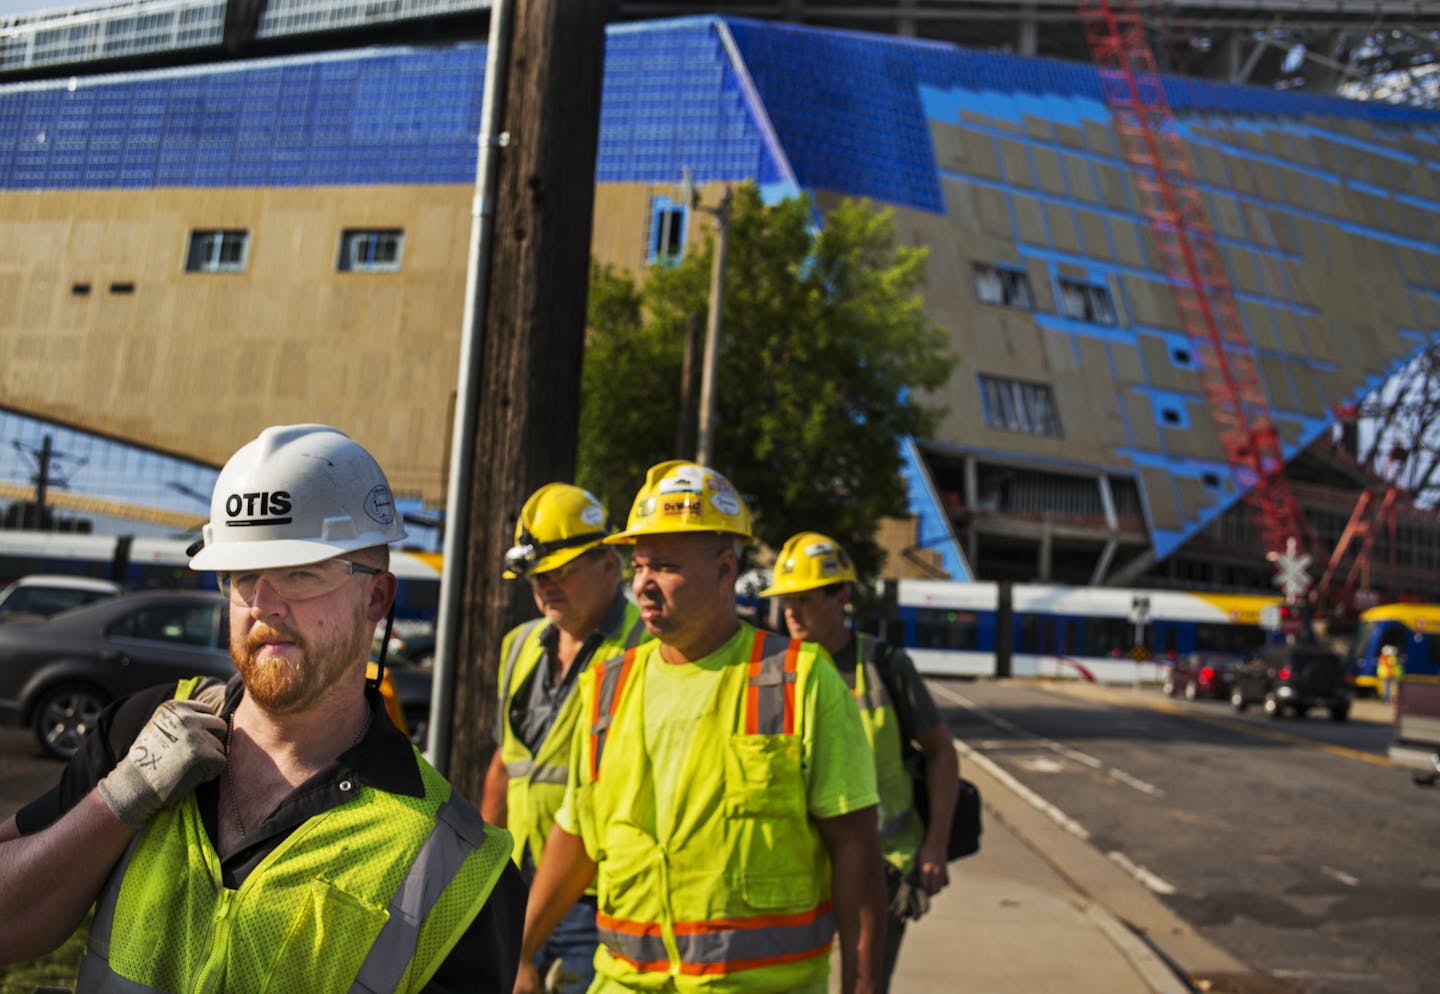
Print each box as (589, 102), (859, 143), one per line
(746, 630), (801, 736)
(589, 647), (637, 780)
(596, 901), (836, 976)
(349, 792), (492, 993)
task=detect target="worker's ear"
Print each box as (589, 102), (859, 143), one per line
(365, 572), (398, 624)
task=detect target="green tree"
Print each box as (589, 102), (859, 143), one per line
(578, 184), (953, 583)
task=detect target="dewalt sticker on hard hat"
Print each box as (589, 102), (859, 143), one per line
(662, 496), (705, 518)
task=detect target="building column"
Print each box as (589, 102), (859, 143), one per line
(1018, 4), (1038, 56)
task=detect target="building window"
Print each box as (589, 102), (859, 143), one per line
(978, 374), (1062, 437)
(649, 198), (689, 264)
(1057, 277), (1117, 325)
(973, 263), (1034, 309)
(185, 230), (249, 273)
(338, 229), (404, 273)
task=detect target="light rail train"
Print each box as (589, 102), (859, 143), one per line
(0, 531), (442, 626)
(895, 579), (1282, 683)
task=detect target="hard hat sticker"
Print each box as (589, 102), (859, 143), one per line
(365, 485), (396, 526)
(581, 504), (605, 527)
(657, 471), (705, 495)
(820, 558), (839, 575)
(804, 542), (834, 557)
(662, 496), (704, 517)
(711, 492), (741, 516)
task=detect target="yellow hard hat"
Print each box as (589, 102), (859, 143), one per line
(760, 532), (857, 597)
(605, 460), (752, 544)
(503, 483), (611, 579)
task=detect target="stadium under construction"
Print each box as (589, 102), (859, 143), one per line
(2, 0), (1440, 618)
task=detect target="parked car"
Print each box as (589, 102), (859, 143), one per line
(0, 574), (122, 623)
(0, 590), (232, 758)
(1163, 651), (1242, 701)
(1230, 644), (1352, 721)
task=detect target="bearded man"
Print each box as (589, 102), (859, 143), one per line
(0, 424), (525, 993)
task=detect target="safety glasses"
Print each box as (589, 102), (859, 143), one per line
(218, 559), (382, 604)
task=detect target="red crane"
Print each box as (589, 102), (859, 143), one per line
(1077, 0), (1316, 586)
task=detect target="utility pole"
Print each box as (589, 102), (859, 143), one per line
(688, 183), (732, 467)
(439, 0), (608, 804)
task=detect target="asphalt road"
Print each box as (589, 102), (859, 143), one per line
(0, 724), (64, 821)
(930, 678), (1440, 994)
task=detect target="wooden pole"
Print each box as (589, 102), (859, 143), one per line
(446, 0), (608, 804)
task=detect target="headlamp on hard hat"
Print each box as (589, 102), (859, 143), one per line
(502, 529), (609, 579)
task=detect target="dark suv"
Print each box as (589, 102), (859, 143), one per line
(1230, 644), (1352, 721)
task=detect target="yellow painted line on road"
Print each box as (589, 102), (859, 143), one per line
(1111, 688), (1393, 768)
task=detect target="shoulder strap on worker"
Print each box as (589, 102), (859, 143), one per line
(498, 618), (547, 709)
(589, 647), (639, 781)
(745, 630), (801, 736)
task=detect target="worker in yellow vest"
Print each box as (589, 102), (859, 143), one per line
(514, 460), (886, 994)
(1378, 644), (1401, 703)
(762, 532), (959, 993)
(0, 424), (524, 991)
(483, 483), (650, 992)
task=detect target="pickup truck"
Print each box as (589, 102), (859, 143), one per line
(1390, 669), (1440, 786)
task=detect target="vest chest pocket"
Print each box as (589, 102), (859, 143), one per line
(262, 877), (390, 992)
(724, 733), (805, 819)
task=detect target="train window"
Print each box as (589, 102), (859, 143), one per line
(1083, 617), (1130, 657)
(1194, 622), (1265, 655)
(912, 608), (980, 650)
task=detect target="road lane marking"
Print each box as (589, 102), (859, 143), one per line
(1040, 680), (1393, 768)
(950, 737), (1092, 841)
(937, 687), (1184, 899)
(931, 683), (1164, 796)
(1106, 850), (1177, 895)
(1320, 865), (1359, 887)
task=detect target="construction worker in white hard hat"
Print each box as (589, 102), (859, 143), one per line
(763, 532), (959, 994)
(0, 424), (525, 992)
(483, 483), (650, 993)
(513, 461), (886, 994)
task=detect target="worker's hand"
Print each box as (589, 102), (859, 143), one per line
(512, 959), (543, 994)
(916, 839), (950, 896)
(96, 699), (228, 828)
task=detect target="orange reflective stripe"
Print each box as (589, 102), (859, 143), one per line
(744, 628), (767, 735)
(597, 902), (835, 976)
(783, 638), (800, 735)
(589, 648), (637, 781)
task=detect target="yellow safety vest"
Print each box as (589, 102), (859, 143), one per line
(497, 598), (648, 872)
(853, 634), (925, 874)
(573, 625), (836, 993)
(77, 678), (513, 994)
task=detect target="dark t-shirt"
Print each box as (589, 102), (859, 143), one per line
(17, 676), (526, 994)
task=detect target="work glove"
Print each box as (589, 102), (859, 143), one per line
(97, 698), (228, 828)
(889, 872), (931, 922)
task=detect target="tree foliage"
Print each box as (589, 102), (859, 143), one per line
(578, 184), (954, 583)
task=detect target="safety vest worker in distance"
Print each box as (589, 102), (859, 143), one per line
(77, 677), (514, 994)
(497, 597), (648, 874)
(572, 625), (847, 993)
(852, 633), (925, 875)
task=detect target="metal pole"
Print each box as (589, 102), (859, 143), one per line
(428, 0), (513, 774)
(695, 188), (731, 467)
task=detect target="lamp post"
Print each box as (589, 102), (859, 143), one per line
(682, 171), (732, 467)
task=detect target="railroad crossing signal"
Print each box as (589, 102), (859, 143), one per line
(1267, 536), (1312, 601)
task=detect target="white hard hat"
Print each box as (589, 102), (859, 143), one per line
(189, 424), (406, 572)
